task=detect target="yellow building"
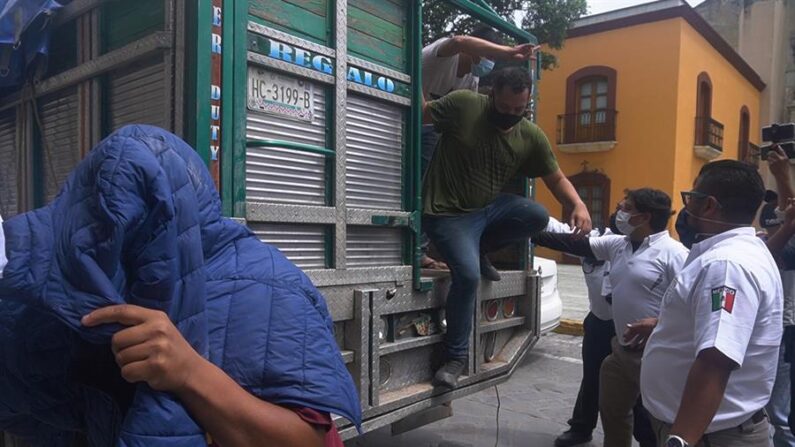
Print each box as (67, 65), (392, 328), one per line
(535, 0), (764, 260)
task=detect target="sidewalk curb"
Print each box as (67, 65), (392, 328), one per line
(554, 318), (584, 336)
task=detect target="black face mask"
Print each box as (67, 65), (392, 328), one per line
(675, 209), (696, 249)
(488, 104), (523, 130)
(675, 208), (716, 249)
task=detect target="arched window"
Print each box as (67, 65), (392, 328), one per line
(738, 106), (750, 161)
(561, 170), (611, 263)
(694, 72), (722, 150)
(696, 72), (713, 120)
(564, 171), (611, 231)
(562, 66), (617, 143)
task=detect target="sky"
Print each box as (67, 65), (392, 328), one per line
(587, 0), (704, 15)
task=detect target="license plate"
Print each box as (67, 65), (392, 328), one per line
(247, 67), (314, 122)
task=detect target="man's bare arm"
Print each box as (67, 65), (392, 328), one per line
(668, 348), (734, 445)
(422, 94), (433, 125)
(436, 36), (536, 61)
(541, 168), (592, 235)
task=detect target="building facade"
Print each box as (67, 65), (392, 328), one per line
(696, 0), (795, 186)
(534, 0), (764, 260)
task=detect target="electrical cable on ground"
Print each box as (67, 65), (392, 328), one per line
(494, 385), (501, 447)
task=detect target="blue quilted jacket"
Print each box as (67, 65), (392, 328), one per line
(0, 125), (361, 446)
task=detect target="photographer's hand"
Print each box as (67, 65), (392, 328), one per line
(766, 198), (795, 265)
(769, 145), (790, 178)
(769, 146), (795, 212)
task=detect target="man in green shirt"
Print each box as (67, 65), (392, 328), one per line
(422, 67), (591, 388)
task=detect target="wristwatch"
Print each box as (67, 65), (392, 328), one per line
(665, 435), (689, 447)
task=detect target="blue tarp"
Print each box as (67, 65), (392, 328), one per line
(0, 0), (68, 89)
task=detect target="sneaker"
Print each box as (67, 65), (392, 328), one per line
(432, 358), (466, 389)
(554, 430), (593, 447)
(480, 255), (501, 282)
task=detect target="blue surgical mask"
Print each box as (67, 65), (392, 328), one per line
(471, 58), (495, 78)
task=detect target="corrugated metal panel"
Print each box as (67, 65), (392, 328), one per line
(39, 87), (79, 202)
(346, 94), (404, 210)
(246, 72), (328, 206)
(249, 223), (327, 270)
(0, 109), (19, 217)
(346, 226), (403, 267)
(107, 57), (169, 131)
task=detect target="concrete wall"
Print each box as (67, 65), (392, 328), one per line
(697, 0), (795, 188)
(695, 0), (743, 49)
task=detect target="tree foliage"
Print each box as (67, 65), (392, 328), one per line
(422, 0), (588, 69)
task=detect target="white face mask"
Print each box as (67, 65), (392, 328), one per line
(615, 210), (640, 236)
(0, 213), (6, 278)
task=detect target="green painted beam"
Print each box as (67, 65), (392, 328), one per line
(410, 0), (425, 291)
(473, 0), (499, 16)
(188, 0), (212, 165)
(249, 0), (329, 45)
(349, 0), (406, 27)
(348, 5), (404, 48)
(232, 0), (248, 218)
(445, 0), (537, 44)
(348, 28), (406, 71)
(102, 0), (165, 52)
(221, 0), (236, 217)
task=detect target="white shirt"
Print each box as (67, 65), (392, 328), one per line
(590, 231), (688, 345)
(583, 258), (612, 321)
(544, 217), (613, 320)
(641, 227), (783, 432)
(421, 38), (479, 99)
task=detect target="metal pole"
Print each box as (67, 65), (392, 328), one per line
(412, 0), (424, 291)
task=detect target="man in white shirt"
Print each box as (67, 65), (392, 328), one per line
(420, 25), (536, 271)
(534, 188), (688, 447)
(641, 160), (782, 447)
(421, 25), (537, 100)
(546, 214), (658, 447)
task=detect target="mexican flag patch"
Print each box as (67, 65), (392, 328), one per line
(711, 286), (736, 313)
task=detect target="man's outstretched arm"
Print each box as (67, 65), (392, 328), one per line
(542, 168), (592, 236)
(436, 36), (537, 61)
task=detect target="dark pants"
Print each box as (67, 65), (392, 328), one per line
(568, 313), (656, 446)
(423, 194), (549, 359)
(420, 126), (439, 255)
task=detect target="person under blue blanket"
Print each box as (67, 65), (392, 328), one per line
(0, 125), (360, 447)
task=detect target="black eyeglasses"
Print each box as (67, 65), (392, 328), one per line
(681, 191), (707, 206)
(681, 190), (721, 207)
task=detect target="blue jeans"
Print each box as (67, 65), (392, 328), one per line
(423, 194), (549, 359)
(769, 341), (795, 446)
(420, 126), (439, 255)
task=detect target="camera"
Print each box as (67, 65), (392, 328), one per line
(761, 123), (795, 160)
